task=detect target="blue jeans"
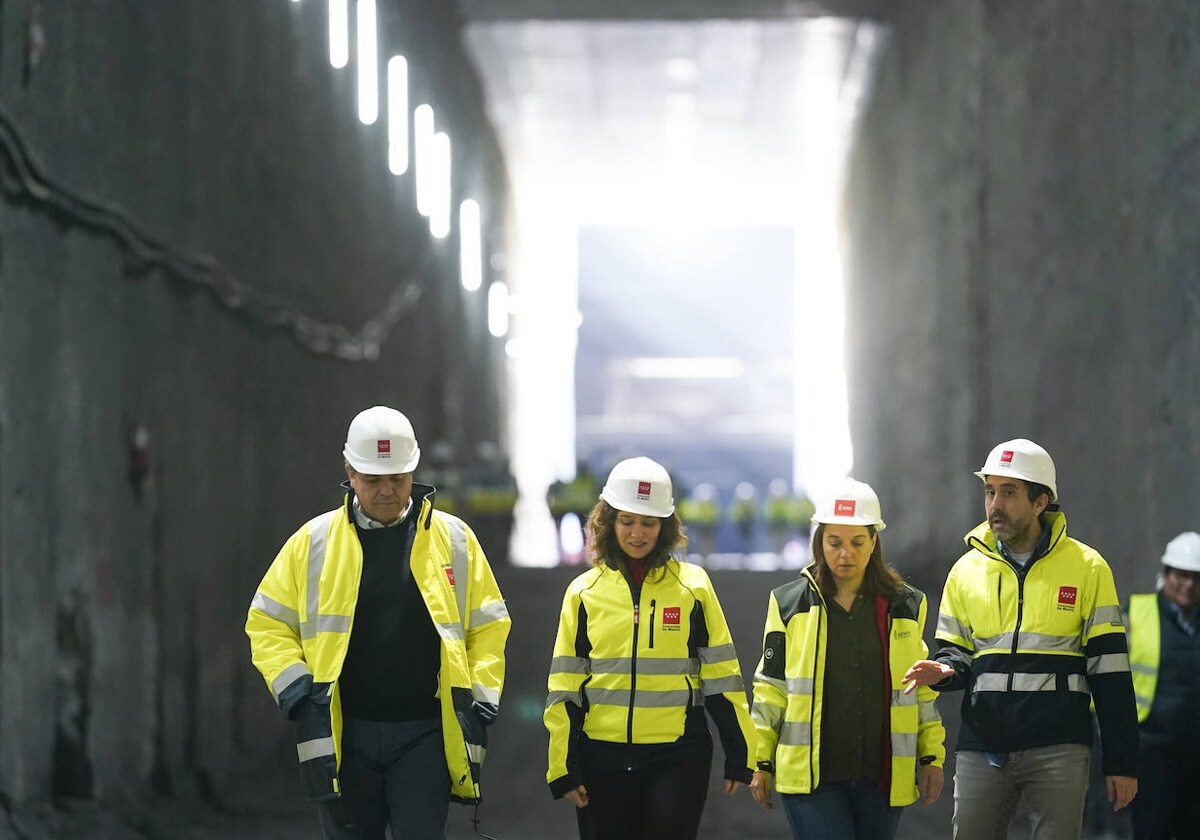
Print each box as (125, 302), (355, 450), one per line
(781, 778), (902, 840)
(953, 744), (1090, 840)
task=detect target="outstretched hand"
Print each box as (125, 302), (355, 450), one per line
(902, 659), (954, 695)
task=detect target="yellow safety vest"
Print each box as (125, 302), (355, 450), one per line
(751, 569), (945, 805)
(545, 559), (755, 787)
(1127, 593), (1160, 723)
(246, 493), (510, 802)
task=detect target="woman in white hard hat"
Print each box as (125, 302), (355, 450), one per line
(748, 478), (945, 840)
(544, 457), (756, 840)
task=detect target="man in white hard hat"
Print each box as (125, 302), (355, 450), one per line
(246, 406), (510, 839)
(1124, 531), (1200, 840)
(904, 438), (1138, 840)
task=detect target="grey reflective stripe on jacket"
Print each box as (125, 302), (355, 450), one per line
(299, 511), (352, 640)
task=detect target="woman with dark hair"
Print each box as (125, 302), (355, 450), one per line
(545, 457), (755, 840)
(749, 478), (945, 840)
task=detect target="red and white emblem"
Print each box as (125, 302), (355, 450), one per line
(377, 439), (391, 455)
(1058, 586), (1077, 607)
(445, 567), (456, 586)
(662, 607), (680, 626)
(834, 499), (856, 517)
(1000, 449), (1015, 464)
(637, 480), (652, 499)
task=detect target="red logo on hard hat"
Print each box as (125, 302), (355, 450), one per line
(637, 481), (652, 498)
(662, 607), (680, 625)
(1058, 586), (1077, 607)
(834, 499), (856, 517)
(377, 440), (391, 455)
(1000, 450), (1015, 464)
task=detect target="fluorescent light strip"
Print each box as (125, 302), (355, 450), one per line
(356, 0), (378, 124)
(459, 199), (482, 290)
(328, 0), (348, 69)
(430, 132), (452, 238)
(488, 282), (509, 337)
(387, 56), (409, 175)
(628, 357), (745, 379)
(413, 104), (434, 216)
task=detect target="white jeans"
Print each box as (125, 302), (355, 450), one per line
(953, 744), (1090, 840)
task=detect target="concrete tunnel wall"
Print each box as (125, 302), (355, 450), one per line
(0, 0), (509, 813)
(842, 0), (1200, 603)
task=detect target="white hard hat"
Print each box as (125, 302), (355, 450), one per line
(600, 457), (675, 517)
(974, 438), (1058, 501)
(343, 406), (420, 474)
(1162, 531), (1200, 573)
(811, 478), (886, 531)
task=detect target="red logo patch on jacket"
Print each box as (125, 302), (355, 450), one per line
(445, 567), (455, 586)
(662, 606), (680, 626)
(1057, 586), (1077, 609)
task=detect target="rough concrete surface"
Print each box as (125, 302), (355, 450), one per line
(0, 0), (506, 820)
(844, 0), (1200, 602)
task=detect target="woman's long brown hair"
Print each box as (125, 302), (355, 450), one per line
(809, 522), (906, 599)
(586, 500), (687, 575)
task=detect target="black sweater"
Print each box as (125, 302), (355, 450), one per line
(338, 498), (442, 721)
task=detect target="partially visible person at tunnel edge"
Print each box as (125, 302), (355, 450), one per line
(245, 406), (511, 840)
(1124, 531), (1200, 840)
(544, 456), (756, 840)
(748, 478), (946, 840)
(904, 438), (1139, 840)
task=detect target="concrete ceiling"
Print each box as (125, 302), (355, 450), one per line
(457, 0), (890, 21)
(459, 8), (884, 224)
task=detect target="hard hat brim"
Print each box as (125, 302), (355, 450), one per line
(812, 515), (885, 532)
(600, 490), (674, 518)
(344, 447), (420, 475)
(974, 470), (1057, 501)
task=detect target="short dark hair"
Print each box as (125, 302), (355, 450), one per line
(1023, 481), (1052, 505)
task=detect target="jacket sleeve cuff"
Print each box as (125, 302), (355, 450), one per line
(549, 772), (584, 799)
(725, 759), (753, 785)
(278, 673), (315, 720)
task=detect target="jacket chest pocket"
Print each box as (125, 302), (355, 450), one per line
(973, 568), (1007, 638)
(1024, 577), (1083, 638)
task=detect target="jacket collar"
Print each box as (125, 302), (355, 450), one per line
(340, 481), (438, 529)
(965, 507), (1066, 564)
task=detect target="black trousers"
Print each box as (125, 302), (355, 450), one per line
(317, 717), (450, 840)
(1133, 741), (1200, 840)
(576, 754), (712, 840)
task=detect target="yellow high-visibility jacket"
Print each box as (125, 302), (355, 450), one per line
(1127, 593), (1160, 723)
(545, 559), (755, 796)
(934, 510), (1138, 775)
(751, 568), (945, 805)
(246, 491), (510, 803)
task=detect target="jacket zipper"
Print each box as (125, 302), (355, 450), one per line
(810, 578), (824, 793)
(649, 599), (656, 649)
(627, 588), (640, 766)
(1002, 567), (1026, 753)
